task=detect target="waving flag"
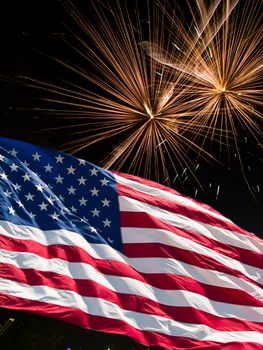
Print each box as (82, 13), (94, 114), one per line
(0, 137), (262, 349)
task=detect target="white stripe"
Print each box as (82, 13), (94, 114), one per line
(119, 195), (263, 255)
(0, 221), (262, 302)
(0, 220), (125, 262)
(119, 183), (263, 254)
(128, 257), (263, 303)
(121, 226), (263, 285)
(1, 278), (263, 344)
(1, 249), (263, 322)
(115, 173), (232, 223)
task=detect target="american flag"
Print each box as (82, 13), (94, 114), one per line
(0, 137), (262, 349)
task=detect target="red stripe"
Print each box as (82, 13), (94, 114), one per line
(1, 233), (262, 307)
(123, 241), (263, 290)
(120, 211), (263, 270)
(115, 172), (253, 231)
(117, 181), (257, 238)
(1, 293), (262, 350)
(0, 233), (143, 280)
(1, 264), (263, 334)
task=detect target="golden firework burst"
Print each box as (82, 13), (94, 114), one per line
(18, 0), (262, 188)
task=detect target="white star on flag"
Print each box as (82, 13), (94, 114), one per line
(67, 165), (76, 175)
(55, 154), (64, 163)
(90, 187), (99, 196)
(79, 197), (88, 206)
(67, 186), (77, 195)
(78, 176), (87, 185)
(22, 174), (31, 182)
(25, 193), (34, 201)
(38, 202), (48, 211)
(101, 198), (110, 207)
(100, 177), (109, 186)
(32, 152), (41, 161)
(102, 218), (111, 227)
(90, 167), (98, 176)
(4, 190), (12, 198)
(9, 163), (18, 172)
(44, 163), (53, 172)
(91, 208), (100, 217)
(55, 174), (64, 184)
(8, 206), (15, 215)
(10, 148), (18, 157)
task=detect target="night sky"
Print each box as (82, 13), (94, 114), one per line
(5, 1), (263, 236)
(0, 1), (262, 349)
(1, 0), (262, 237)
(0, 0), (263, 235)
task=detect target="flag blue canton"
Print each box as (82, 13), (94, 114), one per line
(0, 138), (122, 251)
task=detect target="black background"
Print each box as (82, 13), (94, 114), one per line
(0, 1), (262, 349)
(0, 0), (262, 236)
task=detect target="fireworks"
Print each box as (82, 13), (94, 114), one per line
(142, 0), (263, 159)
(18, 0), (262, 189)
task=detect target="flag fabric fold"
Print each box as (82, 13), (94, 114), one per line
(0, 137), (262, 349)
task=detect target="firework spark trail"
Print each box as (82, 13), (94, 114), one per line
(143, 0), (263, 140)
(16, 0), (221, 186)
(14, 0), (262, 192)
(141, 0), (263, 191)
